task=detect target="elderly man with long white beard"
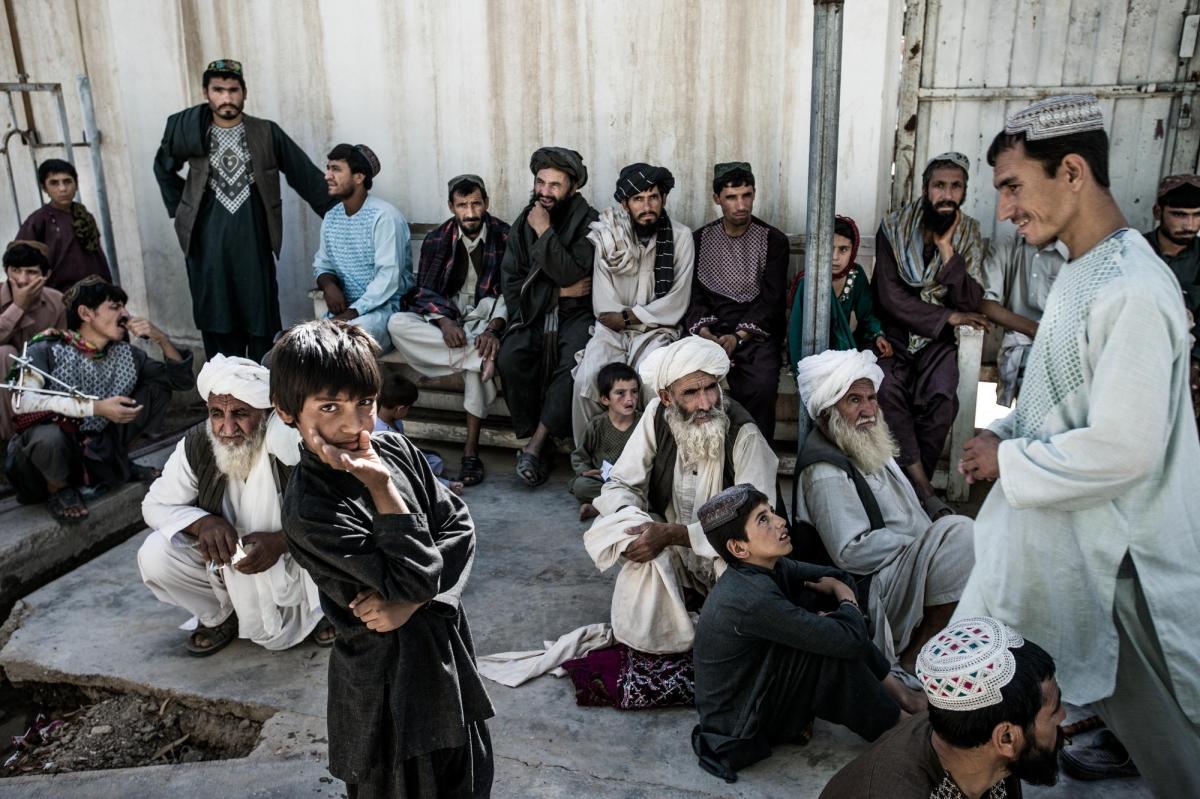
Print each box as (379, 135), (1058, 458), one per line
(583, 336), (779, 654)
(795, 349), (973, 677)
(137, 355), (329, 656)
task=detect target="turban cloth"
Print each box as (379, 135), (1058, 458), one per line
(638, 337), (730, 393)
(795, 348), (884, 419)
(613, 163), (675, 202)
(530, 146), (588, 189)
(197, 354), (272, 409)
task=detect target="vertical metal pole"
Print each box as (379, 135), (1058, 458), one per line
(51, 85), (73, 165)
(77, 76), (119, 285)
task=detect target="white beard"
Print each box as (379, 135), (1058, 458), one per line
(206, 417), (268, 483)
(664, 401), (730, 469)
(824, 408), (899, 476)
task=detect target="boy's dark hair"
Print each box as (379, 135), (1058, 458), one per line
(986, 128), (1110, 189)
(328, 144), (373, 190)
(203, 67), (246, 92)
(37, 158), (77, 186)
(597, 362), (640, 399)
(449, 179), (488, 204)
(713, 169), (755, 197)
(928, 639), (1057, 749)
(704, 488), (771, 566)
(3, 243), (50, 275)
(379, 372), (419, 408)
(269, 320), (381, 422)
(834, 217), (856, 242)
(65, 276), (127, 329)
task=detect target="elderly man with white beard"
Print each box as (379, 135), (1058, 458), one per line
(137, 355), (330, 656)
(795, 349), (974, 677)
(582, 336), (779, 655)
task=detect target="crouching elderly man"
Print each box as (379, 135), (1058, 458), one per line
(583, 337), (778, 654)
(795, 349), (973, 676)
(138, 355), (330, 656)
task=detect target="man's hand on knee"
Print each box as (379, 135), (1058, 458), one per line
(187, 514), (239, 566)
(437, 317), (467, 349)
(623, 521), (689, 563)
(234, 530), (288, 574)
(318, 275), (348, 315)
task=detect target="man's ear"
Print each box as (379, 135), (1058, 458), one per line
(1060, 154), (1087, 191)
(658, 388), (672, 406)
(990, 721), (1022, 761)
(274, 407), (296, 427)
(76, 304), (95, 325)
(725, 537), (750, 561)
(1153, 203), (1163, 223)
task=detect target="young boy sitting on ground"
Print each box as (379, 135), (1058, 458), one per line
(691, 483), (924, 783)
(569, 362), (641, 520)
(375, 372), (464, 495)
(272, 320), (494, 798)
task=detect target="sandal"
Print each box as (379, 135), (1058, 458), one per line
(47, 487), (88, 524)
(460, 455), (485, 486)
(186, 612), (239, 657)
(311, 617), (336, 648)
(1060, 729), (1140, 780)
(515, 451), (548, 487)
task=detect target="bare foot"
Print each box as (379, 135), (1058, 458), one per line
(883, 674), (928, 714)
(448, 480), (465, 496)
(579, 502), (599, 521)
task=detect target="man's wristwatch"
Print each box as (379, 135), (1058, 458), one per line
(621, 309), (632, 327)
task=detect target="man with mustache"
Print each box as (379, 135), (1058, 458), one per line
(154, 59), (332, 362)
(570, 163), (694, 445)
(497, 147), (598, 486)
(388, 174), (510, 486)
(795, 348), (974, 679)
(1146, 175), (1200, 363)
(582, 337), (778, 654)
(312, 144), (412, 353)
(138, 355), (329, 655)
(873, 152), (987, 516)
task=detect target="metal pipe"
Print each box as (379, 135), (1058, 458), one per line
(917, 82), (1200, 100)
(77, 76), (119, 285)
(52, 85), (73, 166)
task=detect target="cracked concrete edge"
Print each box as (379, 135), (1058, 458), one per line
(248, 711), (328, 760)
(493, 754), (723, 798)
(0, 599), (29, 682)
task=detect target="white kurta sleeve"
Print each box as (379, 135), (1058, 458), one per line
(590, 247), (626, 316)
(731, 422), (778, 506)
(141, 438), (208, 545)
(630, 225), (695, 328)
(998, 288), (1177, 510)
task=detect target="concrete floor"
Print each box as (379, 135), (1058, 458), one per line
(0, 445), (1151, 797)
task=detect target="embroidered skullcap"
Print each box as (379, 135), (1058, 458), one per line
(197, 354), (272, 409)
(205, 58), (243, 76)
(917, 617), (1026, 711)
(1004, 95), (1105, 141)
(613, 163), (675, 202)
(714, 161), (753, 181)
(5, 239), (49, 259)
(353, 145), (381, 177)
(638, 337), (730, 393)
(530, 147), (588, 189)
(697, 484), (756, 534)
(925, 151), (971, 176)
(795, 349), (884, 419)
(448, 173), (486, 196)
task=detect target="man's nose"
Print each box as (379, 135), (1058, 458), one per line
(996, 195), (1014, 222)
(862, 398), (878, 417)
(220, 416), (238, 437)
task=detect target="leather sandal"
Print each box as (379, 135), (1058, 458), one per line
(1059, 729), (1140, 781)
(460, 455), (485, 486)
(186, 612), (239, 657)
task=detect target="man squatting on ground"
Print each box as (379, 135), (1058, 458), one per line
(571, 162), (693, 444)
(139, 355), (330, 656)
(498, 147), (598, 487)
(154, 58), (332, 362)
(690, 483), (921, 784)
(795, 348), (974, 677)
(388, 174), (510, 487)
(583, 336), (777, 654)
(273, 320), (493, 798)
(5, 278), (194, 523)
(314, 143), (412, 353)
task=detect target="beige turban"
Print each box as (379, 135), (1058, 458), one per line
(197, 354), (271, 409)
(795, 349), (884, 419)
(638, 337), (730, 393)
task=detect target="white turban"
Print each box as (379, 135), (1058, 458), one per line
(196, 354), (272, 409)
(795, 349), (884, 419)
(638, 337), (730, 392)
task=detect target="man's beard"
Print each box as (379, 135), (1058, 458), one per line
(824, 408), (899, 475)
(664, 400), (730, 468)
(529, 191), (571, 224)
(206, 416), (268, 482)
(210, 101), (243, 119)
(1010, 730), (1062, 787)
(633, 211), (661, 239)
(1161, 225), (1197, 247)
(922, 196), (959, 236)
(459, 216), (483, 236)
(328, 183), (354, 201)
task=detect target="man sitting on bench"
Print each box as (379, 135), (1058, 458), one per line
(795, 348), (973, 678)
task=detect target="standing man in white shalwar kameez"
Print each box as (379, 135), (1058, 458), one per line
(583, 336), (778, 654)
(958, 95), (1200, 795)
(138, 355), (328, 655)
(571, 163), (694, 444)
(794, 349), (974, 677)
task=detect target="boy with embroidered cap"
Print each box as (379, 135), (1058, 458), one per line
(958, 94), (1200, 796)
(822, 617), (1064, 798)
(691, 483), (916, 783)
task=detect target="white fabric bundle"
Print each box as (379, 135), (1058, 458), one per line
(795, 348), (884, 419)
(586, 206), (638, 276)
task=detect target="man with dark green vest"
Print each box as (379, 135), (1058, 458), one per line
(153, 59), (333, 362)
(138, 355), (331, 656)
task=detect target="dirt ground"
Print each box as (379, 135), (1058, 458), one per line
(0, 693), (260, 777)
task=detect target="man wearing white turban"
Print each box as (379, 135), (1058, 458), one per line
(137, 355), (328, 655)
(582, 337), (779, 654)
(794, 349), (974, 678)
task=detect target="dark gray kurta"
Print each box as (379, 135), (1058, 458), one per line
(1145, 228), (1200, 361)
(692, 558), (899, 774)
(281, 432), (494, 794)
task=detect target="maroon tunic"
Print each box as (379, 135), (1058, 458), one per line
(17, 203), (112, 293)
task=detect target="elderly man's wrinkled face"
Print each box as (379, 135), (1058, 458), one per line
(834, 378), (878, 429)
(208, 394), (268, 446)
(662, 371), (722, 423)
(532, 167), (575, 211)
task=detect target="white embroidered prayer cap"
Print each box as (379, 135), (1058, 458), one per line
(916, 617), (1026, 711)
(1004, 95), (1105, 141)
